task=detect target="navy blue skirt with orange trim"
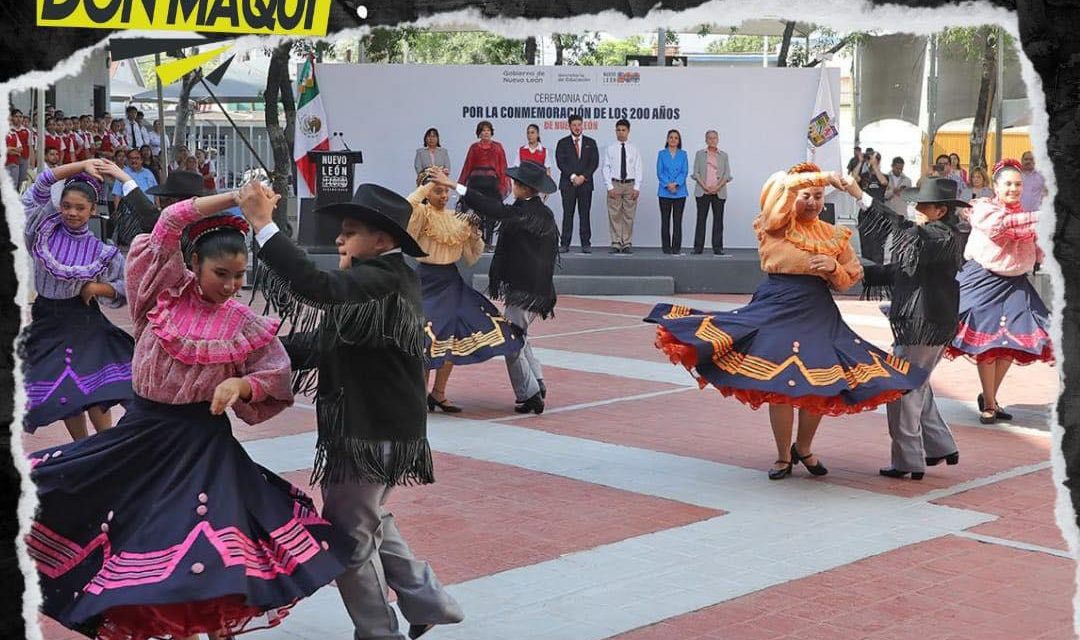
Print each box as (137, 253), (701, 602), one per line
(644, 274), (927, 416)
(945, 260), (1053, 365)
(419, 262), (523, 370)
(28, 397), (355, 640)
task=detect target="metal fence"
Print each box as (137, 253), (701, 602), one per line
(165, 122), (293, 194)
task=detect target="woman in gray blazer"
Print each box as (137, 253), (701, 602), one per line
(415, 127), (451, 177)
(690, 131), (733, 255)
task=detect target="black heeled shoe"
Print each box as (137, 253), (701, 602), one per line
(514, 391), (545, 415)
(978, 394), (1013, 421)
(926, 452), (959, 466)
(768, 459), (793, 480)
(409, 624), (436, 639)
(427, 394), (462, 414)
(791, 444), (828, 476)
(879, 467), (925, 480)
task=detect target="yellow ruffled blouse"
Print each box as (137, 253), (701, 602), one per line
(406, 183), (485, 266)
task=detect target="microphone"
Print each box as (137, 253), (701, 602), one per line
(334, 132), (353, 151)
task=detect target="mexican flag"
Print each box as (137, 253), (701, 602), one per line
(294, 58), (330, 197)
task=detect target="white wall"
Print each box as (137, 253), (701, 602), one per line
(9, 50), (109, 117)
(313, 63), (842, 249)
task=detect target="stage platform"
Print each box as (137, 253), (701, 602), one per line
(294, 247), (840, 295)
(462, 247), (770, 295)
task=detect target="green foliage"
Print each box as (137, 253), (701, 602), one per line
(939, 26), (1018, 63)
(705, 34), (768, 54)
(352, 29), (527, 65)
(553, 33), (601, 65)
(576, 36), (650, 66)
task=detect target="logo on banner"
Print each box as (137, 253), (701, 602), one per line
(602, 71), (641, 84)
(37, 0), (332, 35)
(807, 111), (838, 148)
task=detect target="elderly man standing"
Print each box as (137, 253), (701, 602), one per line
(1019, 150), (1047, 211)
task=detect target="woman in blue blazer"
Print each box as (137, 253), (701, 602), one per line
(656, 129), (689, 254)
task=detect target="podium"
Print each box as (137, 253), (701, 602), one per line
(298, 150), (363, 249)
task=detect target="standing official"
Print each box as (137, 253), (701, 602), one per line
(602, 119), (642, 254)
(690, 130), (733, 255)
(555, 113), (599, 254)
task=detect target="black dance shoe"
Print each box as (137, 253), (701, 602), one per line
(427, 394), (463, 414)
(768, 459), (793, 480)
(791, 444), (828, 476)
(514, 392), (545, 415)
(978, 394), (1013, 420)
(879, 467), (925, 480)
(409, 624), (436, 639)
(926, 452), (959, 466)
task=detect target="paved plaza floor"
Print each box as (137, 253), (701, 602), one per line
(23, 293), (1072, 640)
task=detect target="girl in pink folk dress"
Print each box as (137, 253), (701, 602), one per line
(27, 184), (353, 640)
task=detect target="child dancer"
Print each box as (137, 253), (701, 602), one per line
(27, 183), (353, 640)
(21, 159), (134, 440)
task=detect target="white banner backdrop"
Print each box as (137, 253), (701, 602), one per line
(311, 64), (842, 249)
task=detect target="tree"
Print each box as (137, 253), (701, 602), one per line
(705, 34), (768, 54)
(171, 69), (201, 151)
(576, 36), (649, 66)
(551, 33), (600, 65)
(263, 41), (296, 235)
(777, 21), (797, 67)
(940, 26), (1017, 170)
(525, 36), (537, 65)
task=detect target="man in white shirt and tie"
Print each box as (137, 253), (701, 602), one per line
(602, 119), (642, 254)
(124, 105), (145, 149)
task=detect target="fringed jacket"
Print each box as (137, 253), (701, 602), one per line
(857, 196), (964, 346)
(460, 187), (559, 318)
(254, 234), (433, 488)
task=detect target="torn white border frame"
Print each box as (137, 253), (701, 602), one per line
(0, 1), (1072, 638)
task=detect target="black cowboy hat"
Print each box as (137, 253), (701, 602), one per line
(901, 177), (969, 208)
(506, 160), (557, 194)
(314, 183), (427, 258)
(146, 170), (213, 198)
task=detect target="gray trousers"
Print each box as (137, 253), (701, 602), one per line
(504, 305), (544, 402)
(322, 474), (462, 640)
(4, 163), (18, 188)
(885, 344), (958, 472)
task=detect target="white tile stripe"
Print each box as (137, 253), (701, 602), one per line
(244, 415), (995, 640)
(917, 461), (1054, 502)
(953, 531), (1073, 559)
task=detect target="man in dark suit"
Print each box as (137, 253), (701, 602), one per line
(555, 113), (599, 253)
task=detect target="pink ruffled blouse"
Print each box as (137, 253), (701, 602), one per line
(125, 198), (293, 424)
(963, 197), (1043, 277)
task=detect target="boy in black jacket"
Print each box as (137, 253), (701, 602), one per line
(838, 175), (966, 480)
(245, 183), (461, 640)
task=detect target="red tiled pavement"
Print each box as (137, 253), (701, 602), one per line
(281, 452), (724, 585)
(612, 536), (1075, 640)
(493, 386), (1051, 498)
(934, 469), (1068, 551)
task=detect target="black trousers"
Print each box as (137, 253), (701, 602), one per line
(560, 184), (593, 248)
(693, 195), (726, 253)
(659, 196), (686, 254)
